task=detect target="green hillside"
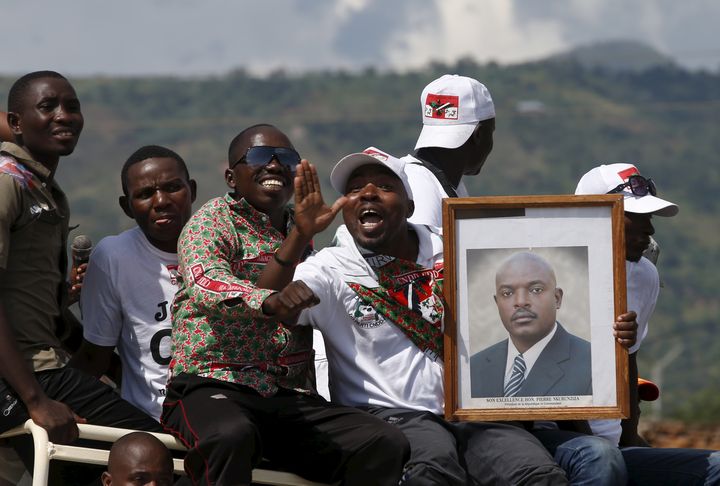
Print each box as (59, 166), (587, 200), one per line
(2, 56), (718, 420)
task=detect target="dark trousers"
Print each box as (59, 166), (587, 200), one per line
(364, 407), (568, 486)
(0, 366), (161, 484)
(161, 373), (410, 486)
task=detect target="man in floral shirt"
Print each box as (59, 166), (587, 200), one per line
(162, 124), (409, 486)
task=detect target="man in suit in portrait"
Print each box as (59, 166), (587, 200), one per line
(470, 251), (592, 398)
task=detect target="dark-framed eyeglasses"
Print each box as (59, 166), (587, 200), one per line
(607, 174), (656, 197)
(231, 146), (301, 171)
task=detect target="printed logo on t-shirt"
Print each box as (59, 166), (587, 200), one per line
(350, 299), (385, 329)
(424, 94), (459, 120)
(166, 265), (180, 286)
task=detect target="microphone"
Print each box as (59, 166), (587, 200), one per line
(71, 235), (93, 266)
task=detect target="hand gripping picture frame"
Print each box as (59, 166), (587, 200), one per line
(442, 195), (630, 422)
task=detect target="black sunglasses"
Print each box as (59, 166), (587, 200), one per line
(607, 174), (656, 197)
(231, 146), (301, 171)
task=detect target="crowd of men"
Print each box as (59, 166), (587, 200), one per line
(0, 70), (718, 485)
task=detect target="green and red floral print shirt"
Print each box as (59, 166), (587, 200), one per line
(169, 194), (313, 396)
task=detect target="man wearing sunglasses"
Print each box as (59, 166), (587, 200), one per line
(162, 124), (410, 486)
(570, 163), (719, 484)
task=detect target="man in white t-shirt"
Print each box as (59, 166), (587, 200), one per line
(69, 145), (196, 420)
(402, 74), (495, 231)
(564, 162), (719, 484)
(267, 147), (569, 485)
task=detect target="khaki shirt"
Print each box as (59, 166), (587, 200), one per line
(0, 142), (70, 371)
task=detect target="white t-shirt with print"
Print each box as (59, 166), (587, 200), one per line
(297, 224), (445, 414)
(81, 226), (179, 420)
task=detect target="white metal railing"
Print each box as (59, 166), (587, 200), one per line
(0, 419), (328, 486)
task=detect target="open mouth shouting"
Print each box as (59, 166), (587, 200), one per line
(358, 205), (385, 235)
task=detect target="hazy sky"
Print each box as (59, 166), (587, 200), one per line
(1, 0), (718, 77)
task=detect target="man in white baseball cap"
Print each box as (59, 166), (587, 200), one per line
(548, 163), (717, 484)
(576, 162), (678, 216)
(264, 146), (570, 485)
(402, 74), (496, 230)
(330, 147), (414, 201)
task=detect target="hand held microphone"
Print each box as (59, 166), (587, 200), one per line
(71, 235), (93, 266)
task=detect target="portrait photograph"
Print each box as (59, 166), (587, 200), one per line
(442, 195), (629, 422)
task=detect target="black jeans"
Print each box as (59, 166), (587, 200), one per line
(1, 366), (161, 484)
(162, 373), (410, 486)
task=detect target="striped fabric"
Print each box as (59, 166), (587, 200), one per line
(503, 354), (526, 397)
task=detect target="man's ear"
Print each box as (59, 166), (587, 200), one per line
(406, 200), (415, 218)
(101, 471), (112, 486)
(189, 179), (198, 203)
(224, 168), (236, 189)
(555, 287), (564, 309)
(119, 195), (133, 219)
(7, 111), (21, 137)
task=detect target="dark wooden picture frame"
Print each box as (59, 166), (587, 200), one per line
(442, 195), (629, 422)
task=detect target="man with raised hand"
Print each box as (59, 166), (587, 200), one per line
(264, 146), (569, 485)
(162, 125), (409, 486)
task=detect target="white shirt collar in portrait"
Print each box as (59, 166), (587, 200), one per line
(503, 322), (558, 388)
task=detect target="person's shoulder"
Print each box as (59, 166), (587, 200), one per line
(403, 156), (436, 181)
(630, 257), (659, 283)
(0, 150), (27, 187)
(296, 247), (338, 277)
(556, 322), (591, 347)
(183, 196), (228, 226)
(471, 339), (507, 364)
(195, 195), (226, 213)
(91, 228), (140, 262)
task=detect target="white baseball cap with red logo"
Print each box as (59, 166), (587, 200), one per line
(330, 147), (413, 200)
(414, 74), (495, 150)
(575, 163), (678, 216)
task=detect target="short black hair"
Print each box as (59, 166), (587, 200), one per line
(121, 145), (190, 195)
(7, 71), (68, 113)
(227, 123), (277, 166)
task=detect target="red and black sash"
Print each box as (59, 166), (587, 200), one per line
(348, 258), (444, 361)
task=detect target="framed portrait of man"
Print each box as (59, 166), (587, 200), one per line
(442, 195), (630, 422)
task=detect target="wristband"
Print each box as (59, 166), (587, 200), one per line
(273, 252), (297, 268)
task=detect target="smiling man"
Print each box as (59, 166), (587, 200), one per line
(69, 145), (197, 421)
(470, 251), (592, 398)
(0, 71), (160, 484)
(161, 125), (409, 486)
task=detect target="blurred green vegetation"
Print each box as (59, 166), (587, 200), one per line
(2, 54), (717, 421)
